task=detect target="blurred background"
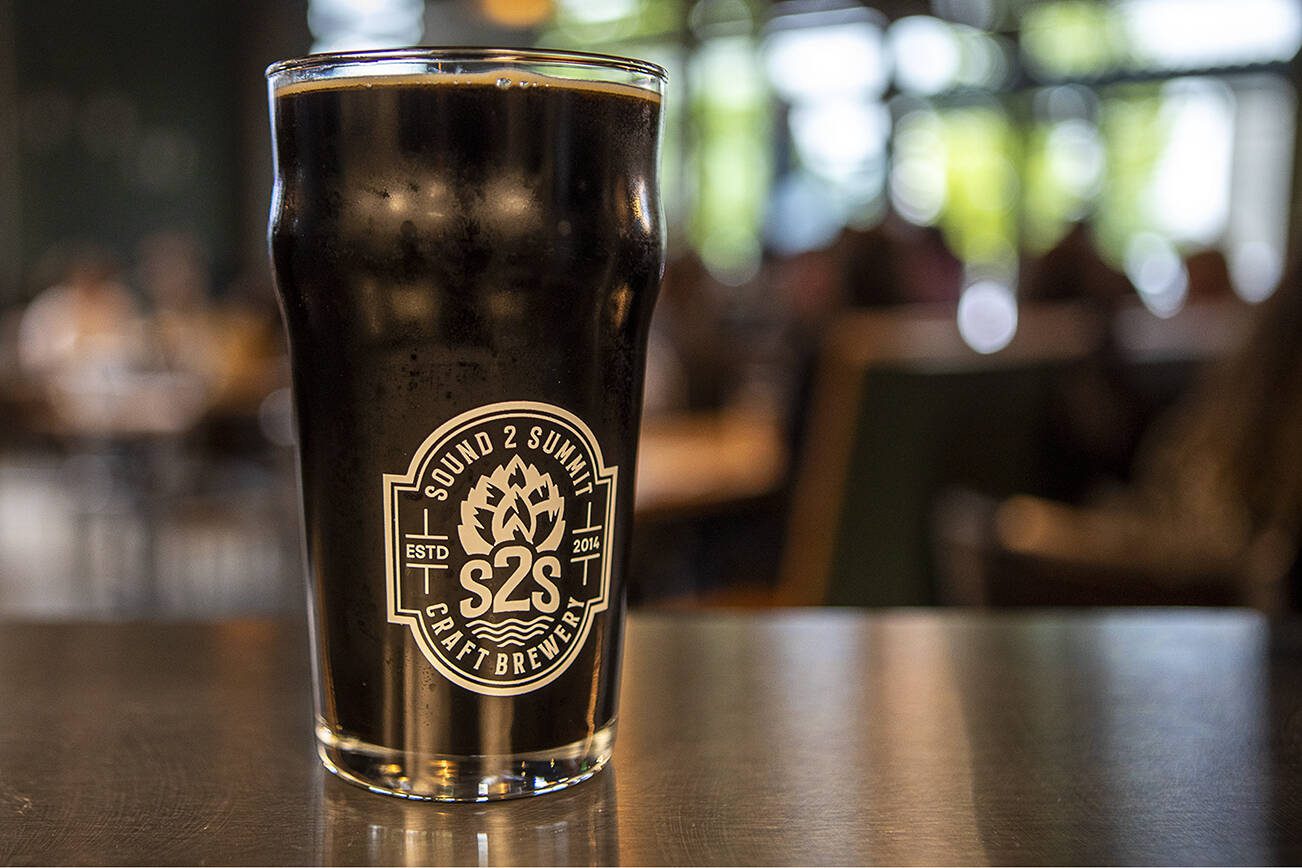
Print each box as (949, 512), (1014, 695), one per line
(3, 0), (1302, 617)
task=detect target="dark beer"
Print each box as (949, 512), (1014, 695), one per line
(267, 52), (664, 800)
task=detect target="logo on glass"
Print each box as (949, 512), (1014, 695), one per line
(384, 402), (617, 695)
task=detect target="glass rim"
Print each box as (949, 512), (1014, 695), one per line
(265, 46), (667, 84)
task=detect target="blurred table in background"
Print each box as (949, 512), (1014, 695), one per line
(2, 610), (1299, 865)
(629, 406), (790, 602)
(635, 406), (787, 520)
(0, 404), (788, 617)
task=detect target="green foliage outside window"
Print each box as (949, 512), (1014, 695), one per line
(1094, 86), (1168, 266)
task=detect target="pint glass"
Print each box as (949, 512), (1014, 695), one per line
(266, 49), (665, 800)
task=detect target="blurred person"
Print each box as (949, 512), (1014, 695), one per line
(1021, 221), (1132, 306)
(18, 238), (221, 438)
(208, 271), (288, 415)
(768, 238), (852, 455)
(136, 230), (218, 379)
(136, 232), (288, 422)
(1185, 247), (1235, 303)
(17, 244), (143, 382)
(839, 223), (903, 308)
(770, 222), (918, 472)
(985, 249), (1302, 609)
(777, 242), (847, 321)
(778, 217), (964, 460)
(648, 252), (743, 413)
(1023, 222), (1148, 493)
(1133, 250), (1302, 603)
(894, 223), (964, 306)
(838, 220), (963, 309)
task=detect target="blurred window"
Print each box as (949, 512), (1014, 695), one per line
(887, 0), (1300, 307)
(764, 5), (890, 255)
(308, 0), (425, 52)
(891, 101), (1020, 269)
(307, 0), (1302, 304)
(1120, 0), (1302, 72)
(689, 31), (770, 283)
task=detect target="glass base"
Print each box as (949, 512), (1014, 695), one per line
(315, 721), (616, 802)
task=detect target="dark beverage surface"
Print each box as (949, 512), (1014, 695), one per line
(270, 73), (662, 755)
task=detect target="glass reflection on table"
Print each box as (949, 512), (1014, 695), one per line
(319, 764), (618, 866)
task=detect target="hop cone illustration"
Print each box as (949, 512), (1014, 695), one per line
(459, 455), (566, 555)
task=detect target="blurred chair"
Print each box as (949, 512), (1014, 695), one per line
(934, 489), (1291, 609)
(936, 286), (1298, 613)
(775, 303), (1101, 606)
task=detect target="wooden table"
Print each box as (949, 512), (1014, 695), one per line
(1, 611), (1299, 865)
(635, 407), (787, 520)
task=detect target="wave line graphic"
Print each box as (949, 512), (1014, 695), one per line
(468, 624), (549, 637)
(471, 635), (546, 648)
(474, 631), (541, 645)
(472, 629), (546, 641)
(471, 628), (548, 640)
(467, 615), (552, 630)
(466, 614), (554, 646)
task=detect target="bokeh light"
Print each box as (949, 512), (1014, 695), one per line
(1125, 232), (1189, 317)
(1121, 0), (1302, 70)
(1021, 1), (1123, 80)
(957, 279), (1019, 354)
(764, 9), (888, 103)
(889, 107), (948, 225)
(1150, 79), (1234, 246)
(889, 16), (961, 95)
(1230, 240), (1284, 303)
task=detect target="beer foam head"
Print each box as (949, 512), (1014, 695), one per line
(272, 69), (661, 104)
